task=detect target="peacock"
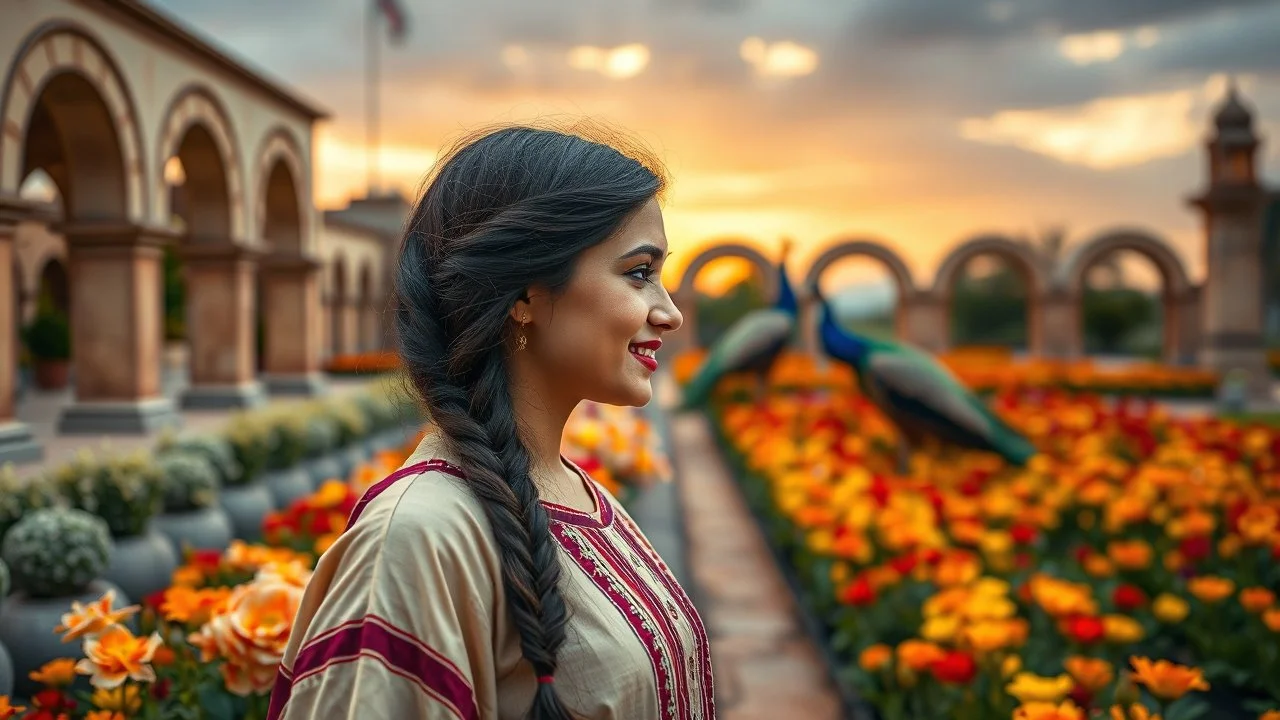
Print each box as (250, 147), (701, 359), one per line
(678, 242), (799, 409)
(812, 285), (1038, 473)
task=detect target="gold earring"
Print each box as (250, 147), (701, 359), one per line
(516, 313), (529, 351)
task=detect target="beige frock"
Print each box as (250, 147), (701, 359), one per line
(267, 447), (714, 720)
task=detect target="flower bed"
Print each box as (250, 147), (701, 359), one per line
(706, 386), (1280, 719)
(673, 349), (1221, 398)
(321, 351), (401, 376)
(0, 396), (669, 717)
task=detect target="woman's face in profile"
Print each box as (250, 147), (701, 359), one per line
(523, 198), (683, 408)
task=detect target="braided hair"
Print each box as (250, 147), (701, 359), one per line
(393, 122), (665, 719)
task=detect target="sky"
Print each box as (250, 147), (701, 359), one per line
(147, 0), (1280, 293)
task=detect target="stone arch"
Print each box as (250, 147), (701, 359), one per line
(254, 127), (309, 252)
(0, 23), (146, 221)
(932, 235), (1050, 353)
(672, 240), (779, 351)
(330, 253), (348, 357)
(675, 241), (778, 300)
(1057, 228), (1193, 362)
(803, 238), (917, 338)
(154, 84), (244, 240)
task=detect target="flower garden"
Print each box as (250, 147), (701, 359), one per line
(683, 349), (1280, 720)
(0, 380), (670, 719)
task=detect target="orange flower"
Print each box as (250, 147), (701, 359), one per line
(1107, 540), (1153, 571)
(54, 590), (140, 643)
(1128, 657), (1209, 702)
(1007, 672), (1074, 703)
(1240, 587), (1276, 614)
(1187, 576), (1235, 604)
(858, 644), (892, 672)
(255, 559), (313, 588)
(188, 578), (304, 696)
(1064, 656), (1114, 693)
(1152, 594), (1189, 624)
(74, 625), (164, 689)
(896, 640), (946, 673)
(1109, 704), (1160, 720)
(1237, 505), (1278, 545)
(1258, 711), (1280, 720)
(1014, 701), (1086, 720)
(0, 697), (25, 719)
(85, 711), (128, 720)
(29, 658), (78, 687)
(160, 586), (232, 626)
(1263, 609), (1280, 632)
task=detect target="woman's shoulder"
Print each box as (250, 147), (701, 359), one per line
(344, 455), (491, 551)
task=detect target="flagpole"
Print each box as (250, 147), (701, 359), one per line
(365, 0), (381, 197)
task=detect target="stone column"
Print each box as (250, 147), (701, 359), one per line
(1173, 287), (1202, 366)
(57, 222), (182, 434)
(260, 252), (326, 396)
(179, 242), (266, 409)
(1039, 288), (1077, 359)
(341, 300), (359, 355)
(0, 204), (41, 463)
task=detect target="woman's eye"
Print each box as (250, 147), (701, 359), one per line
(626, 266), (656, 284)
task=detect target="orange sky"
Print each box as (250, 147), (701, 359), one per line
(152, 0), (1280, 294)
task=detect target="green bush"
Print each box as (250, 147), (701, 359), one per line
(157, 452), (220, 512)
(21, 308), (71, 360)
(157, 434), (240, 487)
(223, 412), (272, 486)
(2, 508), (112, 598)
(53, 450), (165, 537)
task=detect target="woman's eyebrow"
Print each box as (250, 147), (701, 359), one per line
(617, 243), (667, 262)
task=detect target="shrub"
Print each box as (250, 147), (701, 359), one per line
(1, 508), (112, 598)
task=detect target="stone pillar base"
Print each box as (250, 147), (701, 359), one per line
(262, 373), (327, 397)
(57, 398), (182, 435)
(180, 382), (267, 410)
(0, 422), (42, 464)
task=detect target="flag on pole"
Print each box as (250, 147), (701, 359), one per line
(374, 0), (407, 43)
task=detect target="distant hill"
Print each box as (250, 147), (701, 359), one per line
(830, 279), (896, 320)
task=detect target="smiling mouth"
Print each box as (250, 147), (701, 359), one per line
(628, 343), (659, 372)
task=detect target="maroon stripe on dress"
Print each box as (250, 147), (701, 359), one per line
(285, 614), (477, 720)
(551, 522), (677, 719)
(615, 514), (716, 718)
(266, 667), (292, 720)
(346, 459), (466, 528)
(578, 520), (692, 720)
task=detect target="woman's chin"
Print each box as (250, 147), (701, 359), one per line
(590, 379), (652, 408)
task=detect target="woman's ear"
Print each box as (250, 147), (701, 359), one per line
(509, 292), (532, 324)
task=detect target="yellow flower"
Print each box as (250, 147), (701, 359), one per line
(92, 683), (141, 712)
(1064, 656), (1114, 693)
(85, 711), (127, 720)
(1013, 701), (1086, 720)
(1103, 615), (1145, 644)
(921, 614), (961, 644)
(1187, 576), (1235, 604)
(28, 657), (78, 687)
(1007, 672), (1074, 703)
(1152, 594), (1189, 623)
(1003, 654), (1023, 678)
(1129, 657), (1210, 702)
(74, 625), (164, 689)
(858, 644), (892, 672)
(1240, 587), (1275, 614)
(54, 589), (140, 643)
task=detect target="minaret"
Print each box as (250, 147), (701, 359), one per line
(1187, 80), (1272, 400)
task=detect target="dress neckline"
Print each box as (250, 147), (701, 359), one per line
(426, 456), (614, 530)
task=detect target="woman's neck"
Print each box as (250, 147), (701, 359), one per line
(507, 365), (582, 498)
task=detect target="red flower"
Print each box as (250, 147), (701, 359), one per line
(1010, 523), (1038, 546)
(152, 676), (173, 700)
(30, 688), (75, 712)
(1068, 685), (1094, 709)
(1062, 615), (1105, 645)
(143, 589), (168, 612)
(840, 576), (876, 607)
(930, 650), (977, 685)
(921, 548), (943, 566)
(1179, 535), (1212, 563)
(889, 552), (918, 576)
(1113, 584), (1147, 612)
(1072, 546), (1093, 564)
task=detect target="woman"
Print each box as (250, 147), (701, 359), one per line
(267, 123), (714, 720)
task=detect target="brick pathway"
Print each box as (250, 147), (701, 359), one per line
(667, 411), (843, 720)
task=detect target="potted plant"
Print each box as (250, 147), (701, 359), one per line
(0, 559), (11, 697)
(262, 409), (314, 507)
(0, 507), (120, 699)
(327, 399), (371, 478)
(0, 462), (60, 545)
(53, 450), (177, 603)
(152, 450), (234, 555)
(20, 304), (71, 391)
(219, 412), (277, 541)
(301, 409), (344, 489)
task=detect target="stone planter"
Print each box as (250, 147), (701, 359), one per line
(305, 454), (346, 489)
(0, 639), (11, 698)
(220, 481), (276, 542)
(152, 505), (235, 556)
(265, 466), (315, 508)
(102, 527), (180, 603)
(0, 579), (130, 699)
(33, 358), (70, 390)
